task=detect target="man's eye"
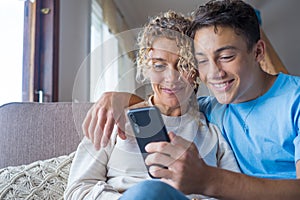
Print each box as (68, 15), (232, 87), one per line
(153, 64), (166, 71)
(220, 55), (234, 61)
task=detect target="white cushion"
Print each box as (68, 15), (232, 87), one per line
(0, 152), (75, 199)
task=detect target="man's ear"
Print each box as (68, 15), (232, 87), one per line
(259, 28), (288, 75)
(255, 39), (265, 62)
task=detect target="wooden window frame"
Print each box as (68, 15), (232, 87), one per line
(23, 0), (59, 102)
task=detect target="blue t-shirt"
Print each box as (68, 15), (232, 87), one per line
(198, 73), (300, 179)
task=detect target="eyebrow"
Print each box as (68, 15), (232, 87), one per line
(150, 58), (166, 61)
(150, 57), (180, 63)
(195, 45), (237, 56)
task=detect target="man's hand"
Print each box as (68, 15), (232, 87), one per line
(82, 92), (144, 150)
(82, 92), (126, 150)
(145, 132), (209, 194)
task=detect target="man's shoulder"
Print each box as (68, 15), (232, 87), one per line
(197, 96), (224, 112)
(278, 73), (300, 87)
(197, 96), (215, 107)
(272, 73), (300, 97)
(197, 96), (227, 124)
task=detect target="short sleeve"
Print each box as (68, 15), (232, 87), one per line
(293, 132), (300, 163)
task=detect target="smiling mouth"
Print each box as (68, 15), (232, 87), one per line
(210, 79), (234, 91)
(213, 82), (228, 88)
(161, 86), (183, 94)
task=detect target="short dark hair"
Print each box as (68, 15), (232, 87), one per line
(188, 0), (260, 51)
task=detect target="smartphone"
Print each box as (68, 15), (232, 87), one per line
(127, 106), (170, 178)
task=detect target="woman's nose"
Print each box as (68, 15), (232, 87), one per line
(164, 66), (180, 82)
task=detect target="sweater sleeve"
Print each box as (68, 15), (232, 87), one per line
(64, 133), (122, 200)
(209, 123), (241, 173)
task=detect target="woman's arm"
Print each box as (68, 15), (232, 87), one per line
(209, 123), (241, 173)
(64, 136), (121, 200)
(82, 92), (144, 150)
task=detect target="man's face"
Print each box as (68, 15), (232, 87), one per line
(194, 26), (261, 104)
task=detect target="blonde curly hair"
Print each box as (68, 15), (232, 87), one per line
(136, 11), (198, 91)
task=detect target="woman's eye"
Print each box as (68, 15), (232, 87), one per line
(153, 64), (166, 71)
(197, 59), (207, 66)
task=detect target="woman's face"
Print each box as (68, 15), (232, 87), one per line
(147, 37), (195, 115)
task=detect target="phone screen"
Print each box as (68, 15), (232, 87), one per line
(127, 106), (170, 154)
(127, 106), (170, 178)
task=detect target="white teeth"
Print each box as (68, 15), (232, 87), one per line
(213, 83), (227, 88)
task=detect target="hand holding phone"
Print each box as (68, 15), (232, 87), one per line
(127, 106), (170, 178)
(127, 106), (170, 153)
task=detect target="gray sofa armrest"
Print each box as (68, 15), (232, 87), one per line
(0, 102), (93, 168)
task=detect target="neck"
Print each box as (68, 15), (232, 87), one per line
(151, 96), (189, 116)
(235, 71), (277, 104)
(260, 72), (277, 96)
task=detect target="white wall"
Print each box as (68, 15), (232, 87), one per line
(249, 0), (300, 75)
(59, 0), (90, 102)
(58, 0), (300, 102)
(59, 0), (137, 102)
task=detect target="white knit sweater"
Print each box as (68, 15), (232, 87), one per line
(64, 98), (240, 200)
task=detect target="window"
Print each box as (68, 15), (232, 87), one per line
(89, 0), (120, 102)
(22, 0), (59, 102)
(0, 0), (24, 106)
(0, 0), (59, 106)
(89, 0), (137, 102)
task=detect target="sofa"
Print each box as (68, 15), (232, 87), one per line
(0, 102), (93, 199)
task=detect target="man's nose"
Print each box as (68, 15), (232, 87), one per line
(208, 61), (225, 78)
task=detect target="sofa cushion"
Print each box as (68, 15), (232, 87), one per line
(0, 152), (75, 200)
(0, 102), (93, 168)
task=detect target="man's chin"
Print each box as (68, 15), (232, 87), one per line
(214, 94), (233, 105)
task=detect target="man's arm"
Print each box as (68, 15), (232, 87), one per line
(82, 91), (144, 150)
(204, 164), (300, 200)
(145, 133), (300, 200)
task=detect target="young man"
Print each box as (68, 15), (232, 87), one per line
(82, 0), (300, 199)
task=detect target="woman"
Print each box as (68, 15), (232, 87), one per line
(64, 11), (239, 200)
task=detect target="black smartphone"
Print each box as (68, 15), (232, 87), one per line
(127, 106), (170, 178)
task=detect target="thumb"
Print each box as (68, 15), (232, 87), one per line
(168, 131), (176, 141)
